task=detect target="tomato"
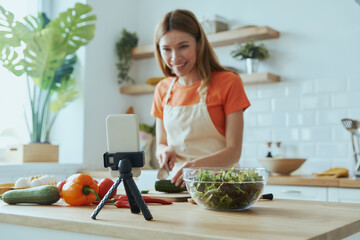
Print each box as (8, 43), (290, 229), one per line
(57, 180), (66, 198)
(98, 178), (117, 199)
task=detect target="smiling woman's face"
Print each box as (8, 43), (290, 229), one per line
(159, 30), (198, 79)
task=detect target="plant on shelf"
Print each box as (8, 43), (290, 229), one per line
(231, 39), (269, 60)
(231, 39), (269, 74)
(0, 3), (97, 144)
(116, 29), (139, 85)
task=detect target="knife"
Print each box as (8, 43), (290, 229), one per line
(157, 163), (170, 180)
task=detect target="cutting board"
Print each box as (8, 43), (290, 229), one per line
(0, 183), (27, 194)
(118, 190), (191, 202)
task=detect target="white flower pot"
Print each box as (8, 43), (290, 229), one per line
(245, 58), (260, 74)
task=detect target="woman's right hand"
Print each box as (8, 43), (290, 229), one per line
(158, 146), (176, 171)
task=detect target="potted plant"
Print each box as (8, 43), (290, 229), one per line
(231, 39), (269, 74)
(116, 29), (138, 85)
(0, 3), (96, 163)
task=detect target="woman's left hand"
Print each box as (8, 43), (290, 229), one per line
(171, 161), (195, 188)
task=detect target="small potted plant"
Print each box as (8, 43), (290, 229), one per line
(116, 29), (139, 85)
(231, 39), (269, 74)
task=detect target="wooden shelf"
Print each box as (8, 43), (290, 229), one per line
(240, 72), (280, 85)
(119, 72), (280, 95)
(120, 84), (155, 95)
(132, 26), (280, 60)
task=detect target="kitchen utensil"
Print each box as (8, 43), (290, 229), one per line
(257, 158), (306, 175)
(183, 168), (268, 211)
(157, 163), (170, 180)
(341, 118), (360, 177)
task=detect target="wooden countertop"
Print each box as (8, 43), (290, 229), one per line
(81, 169), (360, 188)
(0, 199), (359, 239)
(267, 175), (360, 188)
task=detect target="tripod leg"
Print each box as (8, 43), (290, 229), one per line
(124, 178), (153, 221)
(124, 180), (140, 214)
(91, 177), (122, 220)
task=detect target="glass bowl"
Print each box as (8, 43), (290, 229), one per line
(183, 168), (268, 211)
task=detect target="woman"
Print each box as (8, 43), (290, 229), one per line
(151, 9), (250, 187)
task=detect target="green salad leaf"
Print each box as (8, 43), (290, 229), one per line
(189, 169), (264, 210)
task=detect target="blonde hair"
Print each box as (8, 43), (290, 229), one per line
(154, 9), (226, 94)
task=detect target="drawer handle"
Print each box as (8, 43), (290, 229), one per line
(281, 190), (301, 194)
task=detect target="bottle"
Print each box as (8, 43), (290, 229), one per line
(266, 142), (273, 158)
(274, 142), (283, 158)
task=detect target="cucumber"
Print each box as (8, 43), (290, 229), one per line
(1, 185), (60, 205)
(154, 180), (187, 193)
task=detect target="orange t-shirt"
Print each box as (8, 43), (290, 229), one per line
(151, 71), (250, 136)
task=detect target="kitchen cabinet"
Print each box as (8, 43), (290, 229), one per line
(264, 185), (328, 201)
(328, 187), (360, 204)
(265, 184), (360, 203)
(120, 72), (280, 95)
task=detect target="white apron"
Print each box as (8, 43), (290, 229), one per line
(163, 78), (231, 175)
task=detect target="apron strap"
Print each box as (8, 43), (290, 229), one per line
(164, 78), (177, 104)
(199, 85), (208, 104)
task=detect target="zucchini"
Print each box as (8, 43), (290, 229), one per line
(154, 180), (187, 193)
(0, 185), (60, 205)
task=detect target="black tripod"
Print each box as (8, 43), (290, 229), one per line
(91, 152), (153, 221)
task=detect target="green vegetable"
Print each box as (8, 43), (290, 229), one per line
(0, 185), (60, 205)
(187, 169), (264, 210)
(155, 180), (187, 193)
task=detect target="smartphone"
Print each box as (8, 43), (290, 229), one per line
(106, 114), (141, 177)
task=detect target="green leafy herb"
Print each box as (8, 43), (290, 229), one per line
(188, 169), (264, 210)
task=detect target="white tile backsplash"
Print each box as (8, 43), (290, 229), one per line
(258, 113), (286, 127)
(301, 80), (315, 95)
(332, 92), (360, 108)
(244, 128), (272, 142)
(315, 78), (347, 93)
(316, 109), (348, 125)
(348, 108), (360, 120)
(273, 97), (300, 111)
(242, 78), (360, 175)
(287, 111), (316, 126)
(317, 143), (348, 158)
(300, 127), (332, 141)
(249, 99), (272, 113)
(347, 76), (360, 91)
(272, 128), (300, 142)
(301, 95), (331, 110)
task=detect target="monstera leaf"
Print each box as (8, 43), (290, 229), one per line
(0, 6), (21, 48)
(26, 28), (66, 89)
(50, 77), (78, 113)
(1, 47), (25, 76)
(49, 3), (96, 55)
(53, 54), (77, 87)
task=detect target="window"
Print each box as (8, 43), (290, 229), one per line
(0, 0), (39, 160)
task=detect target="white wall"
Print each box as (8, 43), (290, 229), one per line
(53, 0), (360, 175)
